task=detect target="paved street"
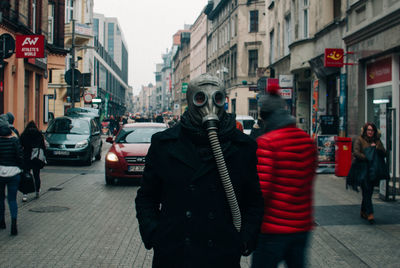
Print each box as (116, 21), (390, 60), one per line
(1, 142), (399, 267)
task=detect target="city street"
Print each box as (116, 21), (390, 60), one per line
(0, 141), (399, 268)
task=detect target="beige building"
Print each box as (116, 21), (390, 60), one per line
(190, 11), (208, 80)
(205, 0), (266, 118)
(172, 31), (191, 116)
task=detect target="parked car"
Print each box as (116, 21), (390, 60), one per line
(105, 122), (167, 185)
(235, 115), (255, 135)
(44, 116), (102, 165)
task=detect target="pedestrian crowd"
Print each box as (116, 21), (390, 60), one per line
(0, 113), (46, 236)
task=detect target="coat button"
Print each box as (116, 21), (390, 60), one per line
(208, 240), (214, 247)
(185, 237), (191, 245)
(189, 184), (195, 191)
(208, 212), (215, 220)
(186, 211), (192, 218)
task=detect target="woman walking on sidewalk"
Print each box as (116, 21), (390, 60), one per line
(0, 116), (24, 235)
(352, 122), (386, 224)
(20, 121), (46, 201)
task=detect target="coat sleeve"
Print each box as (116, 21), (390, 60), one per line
(353, 137), (366, 160)
(135, 136), (162, 250)
(240, 140), (264, 256)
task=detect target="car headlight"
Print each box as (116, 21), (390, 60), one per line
(75, 140), (89, 148)
(106, 152), (119, 162)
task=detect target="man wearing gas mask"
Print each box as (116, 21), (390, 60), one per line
(135, 73), (264, 267)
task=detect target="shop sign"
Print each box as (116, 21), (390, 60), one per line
(279, 88), (292, 99)
(279, 75), (294, 88)
(366, 57), (392, 85)
(324, 48), (344, 67)
(15, 35), (45, 58)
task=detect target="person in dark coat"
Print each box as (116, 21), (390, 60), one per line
(252, 85), (317, 268)
(20, 121), (46, 201)
(352, 122), (386, 224)
(135, 73), (264, 268)
(0, 116), (24, 235)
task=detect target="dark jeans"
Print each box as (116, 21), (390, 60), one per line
(0, 174), (20, 219)
(32, 168), (41, 192)
(361, 182), (374, 215)
(251, 232), (310, 268)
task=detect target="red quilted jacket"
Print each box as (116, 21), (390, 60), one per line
(256, 126), (317, 234)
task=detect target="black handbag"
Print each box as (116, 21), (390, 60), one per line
(18, 171), (36, 194)
(364, 146), (390, 186)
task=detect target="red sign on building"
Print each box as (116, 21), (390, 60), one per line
(324, 48), (344, 67)
(15, 35), (45, 58)
(366, 57), (392, 85)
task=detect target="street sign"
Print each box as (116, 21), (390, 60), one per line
(0, 33), (15, 59)
(324, 48), (344, 67)
(15, 35), (45, 58)
(83, 93), (93, 103)
(64, 68), (82, 85)
(182, 82), (188, 93)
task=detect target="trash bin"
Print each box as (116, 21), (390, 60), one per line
(335, 137), (352, 177)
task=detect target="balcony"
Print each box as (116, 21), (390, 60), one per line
(65, 22), (93, 46)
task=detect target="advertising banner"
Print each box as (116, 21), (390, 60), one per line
(15, 35), (45, 58)
(317, 135), (336, 164)
(366, 57), (392, 85)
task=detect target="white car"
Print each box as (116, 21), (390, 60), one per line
(235, 115), (255, 135)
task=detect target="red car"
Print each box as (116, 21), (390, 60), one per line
(105, 122), (167, 185)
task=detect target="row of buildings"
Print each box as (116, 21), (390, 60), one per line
(0, 0), (130, 132)
(134, 0), (399, 193)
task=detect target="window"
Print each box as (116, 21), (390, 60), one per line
(108, 23), (115, 59)
(93, 18), (99, 38)
(248, 50), (258, 76)
(284, 15), (291, 56)
(269, 30), (274, 63)
(333, 0), (341, 19)
(65, 0), (74, 23)
(302, 0), (309, 38)
(249, 10), (259, 32)
(48, 3), (55, 44)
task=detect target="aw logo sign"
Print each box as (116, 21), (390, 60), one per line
(16, 35), (45, 58)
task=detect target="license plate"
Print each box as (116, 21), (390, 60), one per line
(128, 165), (144, 172)
(53, 151), (70, 156)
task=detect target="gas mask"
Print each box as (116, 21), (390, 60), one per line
(186, 74), (226, 129)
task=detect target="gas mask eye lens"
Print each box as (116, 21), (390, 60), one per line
(213, 91), (225, 107)
(193, 91), (207, 107)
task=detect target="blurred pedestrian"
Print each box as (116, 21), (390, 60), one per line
(109, 115), (117, 135)
(249, 118), (265, 140)
(252, 85), (317, 268)
(20, 121), (46, 202)
(351, 122), (386, 224)
(5, 112), (19, 137)
(0, 116), (24, 235)
(136, 73), (264, 268)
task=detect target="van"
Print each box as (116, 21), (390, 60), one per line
(235, 115), (255, 135)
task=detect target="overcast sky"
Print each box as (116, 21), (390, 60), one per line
(93, 0), (207, 94)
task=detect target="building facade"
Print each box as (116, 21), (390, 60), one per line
(344, 0), (400, 190)
(0, 0), (67, 131)
(92, 13), (130, 119)
(205, 0), (266, 118)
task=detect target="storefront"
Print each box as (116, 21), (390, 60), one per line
(364, 55), (399, 189)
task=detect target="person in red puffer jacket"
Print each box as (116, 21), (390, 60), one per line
(251, 85), (317, 268)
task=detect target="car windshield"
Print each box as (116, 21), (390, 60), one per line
(46, 118), (90, 135)
(239, 119), (255, 129)
(115, 127), (166, 143)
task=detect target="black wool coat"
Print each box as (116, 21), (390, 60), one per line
(135, 124), (264, 268)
